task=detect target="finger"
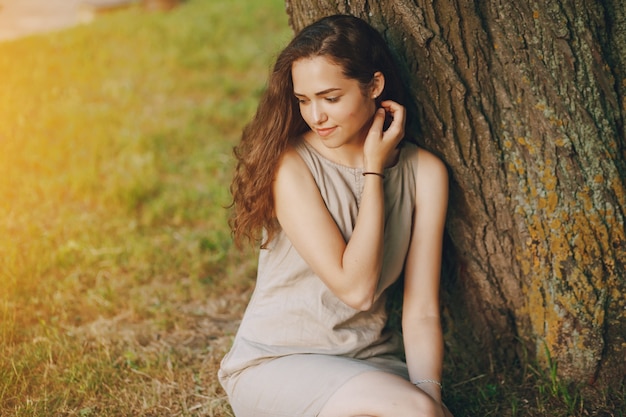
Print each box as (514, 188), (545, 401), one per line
(379, 100), (404, 115)
(383, 106), (405, 138)
(380, 101), (405, 122)
(368, 108), (386, 135)
(387, 108), (405, 130)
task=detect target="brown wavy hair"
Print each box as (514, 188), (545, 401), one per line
(230, 15), (411, 247)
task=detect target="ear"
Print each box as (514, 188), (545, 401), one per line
(370, 71), (385, 99)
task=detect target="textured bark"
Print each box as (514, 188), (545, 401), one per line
(285, 0), (626, 388)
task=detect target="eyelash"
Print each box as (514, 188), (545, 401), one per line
(296, 97), (340, 104)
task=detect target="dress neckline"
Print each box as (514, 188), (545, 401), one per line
(299, 139), (404, 172)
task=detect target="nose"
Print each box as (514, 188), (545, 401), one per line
(311, 101), (327, 125)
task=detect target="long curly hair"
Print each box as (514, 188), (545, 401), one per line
(230, 15), (411, 247)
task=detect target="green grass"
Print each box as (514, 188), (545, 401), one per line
(0, 1), (624, 416)
(0, 1), (289, 415)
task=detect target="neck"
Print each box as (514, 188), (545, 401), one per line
(303, 131), (366, 168)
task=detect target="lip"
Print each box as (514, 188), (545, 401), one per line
(315, 127), (337, 137)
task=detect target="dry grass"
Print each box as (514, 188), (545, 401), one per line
(1, 1), (623, 416)
(0, 0), (289, 415)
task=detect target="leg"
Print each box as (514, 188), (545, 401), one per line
(318, 371), (446, 417)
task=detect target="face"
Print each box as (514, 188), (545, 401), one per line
(292, 56), (380, 148)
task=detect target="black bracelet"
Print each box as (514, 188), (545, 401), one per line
(362, 171), (385, 179)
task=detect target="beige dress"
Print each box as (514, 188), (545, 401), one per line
(218, 140), (420, 417)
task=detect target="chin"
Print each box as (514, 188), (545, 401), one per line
(319, 137), (346, 148)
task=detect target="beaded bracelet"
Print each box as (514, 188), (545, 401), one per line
(362, 171), (385, 179)
(412, 379), (443, 389)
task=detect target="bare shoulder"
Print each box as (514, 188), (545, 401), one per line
(273, 143), (317, 197)
(277, 144), (303, 169)
(275, 144), (309, 180)
(415, 147), (448, 183)
(413, 147), (449, 208)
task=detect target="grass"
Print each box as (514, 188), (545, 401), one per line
(0, 0), (289, 415)
(0, 0), (623, 416)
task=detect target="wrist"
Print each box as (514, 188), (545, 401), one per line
(412, 379), (442, 389)
(412, 379), (442, 403)
(363, 167), (384, 175)
(362, 171), (385, 179)
(363, 157), (384, 173)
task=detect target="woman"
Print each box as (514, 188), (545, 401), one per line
(219, 14), (452, 417)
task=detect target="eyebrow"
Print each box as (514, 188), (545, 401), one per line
(294, 88), (342, 97)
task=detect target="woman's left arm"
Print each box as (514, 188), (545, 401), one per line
(402, 148), (449, 405)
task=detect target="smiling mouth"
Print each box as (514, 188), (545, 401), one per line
(316, 127), (337, 137)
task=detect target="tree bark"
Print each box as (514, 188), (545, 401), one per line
(285, 0), (626, 389)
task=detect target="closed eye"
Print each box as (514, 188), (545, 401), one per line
(294, 88), (342, 104)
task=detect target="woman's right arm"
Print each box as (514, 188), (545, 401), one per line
(272, 102), (404, 311)
(273, 145), (383, 311)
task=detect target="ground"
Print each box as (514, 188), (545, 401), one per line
(0, 0), (147, 42)
(0, 0), (86, 41)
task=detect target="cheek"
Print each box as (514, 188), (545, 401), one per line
(348, 103), (375, 125)
(340, 103), (366, 121)
(298, 106), (312, 124)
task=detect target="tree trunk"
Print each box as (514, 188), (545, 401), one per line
(285, 0), (626, 389)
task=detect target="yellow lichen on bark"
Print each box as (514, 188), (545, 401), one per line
(520, 220), (607, 378)
(508, 124), (616, 379)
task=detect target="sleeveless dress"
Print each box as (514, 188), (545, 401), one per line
(218, 140), (420, 417)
